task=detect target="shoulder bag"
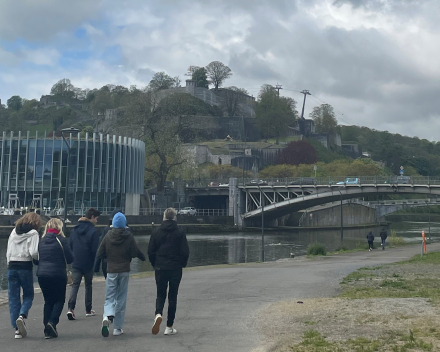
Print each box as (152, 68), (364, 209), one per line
(56, 237), (74, 286)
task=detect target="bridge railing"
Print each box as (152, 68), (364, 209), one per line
(139, 208), (228, 216)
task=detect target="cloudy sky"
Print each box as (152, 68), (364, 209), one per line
(1, 0), (439, 140)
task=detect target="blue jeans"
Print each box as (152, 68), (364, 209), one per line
(103, 272), (130, 330)
(7, 269), (34, 329)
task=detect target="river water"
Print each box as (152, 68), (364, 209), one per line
(0, 221), (438, 290)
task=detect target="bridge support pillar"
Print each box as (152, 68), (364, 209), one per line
(229, 178), (243, 228)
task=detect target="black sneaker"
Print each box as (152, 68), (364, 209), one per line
(67, 309), (76, 320)
(46, 322), (58, 338)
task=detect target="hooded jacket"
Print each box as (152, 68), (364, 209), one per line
(69, 217), (100, 272)
(148, 220), (190, 270)
(6, 223), (39, 270)
(95, 227), (145, 273)
(37, 232), (74, 278)
(367, 231), (375, 242)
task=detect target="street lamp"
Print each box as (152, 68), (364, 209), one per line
(61, 127), (80, 234)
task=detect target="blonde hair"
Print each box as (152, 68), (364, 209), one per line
(42, 218), (65, 238)
(163, 208), (177, 221)
(15, 212), (41, 231)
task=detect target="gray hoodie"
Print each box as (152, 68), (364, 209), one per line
(6, 224), (39, 268)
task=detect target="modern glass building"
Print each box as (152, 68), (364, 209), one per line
(0, 131), (145, 215)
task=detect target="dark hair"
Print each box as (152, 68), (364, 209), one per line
(85, 208), (101, 219)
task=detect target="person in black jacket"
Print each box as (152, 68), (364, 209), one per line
(67, 207), (101, 320)
(380, 227), (388, 250)
(367, 231), (375, 251)
(37, 218), (73, 339)
(148, 208), (189, 336)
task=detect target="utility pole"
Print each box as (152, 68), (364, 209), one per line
(299, 90), (311, 136)
(275, 84), (283, 97)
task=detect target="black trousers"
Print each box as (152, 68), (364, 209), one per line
(38, 276), (67, 327)
(155, 268), (182, 327)
(68, 268), (94, 312)
(368, 241), (374, 249)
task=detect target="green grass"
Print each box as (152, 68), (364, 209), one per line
(289, 329), (433, 351)
(340, 252), (440, 303)
(28, 123), (53, 135)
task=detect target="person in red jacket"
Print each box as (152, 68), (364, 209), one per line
(148, 208), (190, 336)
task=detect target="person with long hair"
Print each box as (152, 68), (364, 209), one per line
(37, 218), (73, 339)
(6, 212), (41, 339)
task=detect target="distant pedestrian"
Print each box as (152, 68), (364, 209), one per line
(367, 231), (375, 251)
(67, 207), (101, 320)
(95, 212), (145, 337)
(380, 227), (388, 250)
(6, 212), (41, 339)
(95, 209), (123, 279)
(37, 218), (74, 339)
(148, 208), (190, 336)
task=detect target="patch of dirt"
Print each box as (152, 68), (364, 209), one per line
(256, 297), (440, 352)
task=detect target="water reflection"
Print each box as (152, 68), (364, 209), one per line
(1, 226), (384, 290)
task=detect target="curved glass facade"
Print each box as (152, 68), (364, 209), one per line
(0, 131), (145, 215)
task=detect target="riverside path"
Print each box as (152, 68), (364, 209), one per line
(1, 242), (440, 352)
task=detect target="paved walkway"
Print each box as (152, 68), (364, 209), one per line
(1, 243), (439, 352)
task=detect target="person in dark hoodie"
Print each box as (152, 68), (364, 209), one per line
(380, 227), (388, 250)
(367, 231), (375, 251)
(95, 212), (145, 337)
(66, 207), (101, 320)
(37, 218), (74, 339)
(6, 212), (41, 339)
(95, 209), (123, 279)
(148, 208), (189, 336)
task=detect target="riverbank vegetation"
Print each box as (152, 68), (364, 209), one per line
(283, 251), (440, 351)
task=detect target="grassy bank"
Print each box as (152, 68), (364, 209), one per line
(277, 250), (440, 351)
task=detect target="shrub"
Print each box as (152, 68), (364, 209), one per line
(388, 229), (405, 246)
(307, 243), (327, 256)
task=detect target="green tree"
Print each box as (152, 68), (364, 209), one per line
(192, 67), (209, 88)
(205, 61), (232, 90)
(7, 95), (23, 111)
(149, 72), (180, 91)
(90, 87), (114, 114)
(50, 78), (75, 97)
(255, 85), (297, 144)
(310, 104), (338, 135)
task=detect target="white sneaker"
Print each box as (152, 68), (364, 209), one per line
(152, 314), (162, 335)
(164, 326), (177, 335)
(101, 317), (110, 338)
(86, 310), (96, 317)
(16, 316), (27, 338)
(14, 330), (23, 339)
(113, 329), (123, 336)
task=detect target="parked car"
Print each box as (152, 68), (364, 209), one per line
(178, 207), (197, 216)
(219, 183), (229, 187)
(208, 182), (220, 187)
(336, 178), (359, 185)
(289, 177), (316, 185)
(246, 179), (268, 186)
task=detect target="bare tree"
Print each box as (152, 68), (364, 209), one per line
(50, 78), (75, 97)
(205, 61), (232, 90)
(125, 90), (188, 191)
(220, 86), (249, 117)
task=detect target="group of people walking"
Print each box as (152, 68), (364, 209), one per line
(6, 207), (189, 340)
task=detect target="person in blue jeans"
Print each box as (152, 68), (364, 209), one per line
(95, 212), (145, 337)
(6, 212), (41, 339)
